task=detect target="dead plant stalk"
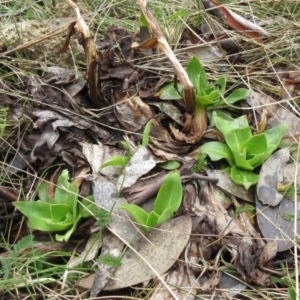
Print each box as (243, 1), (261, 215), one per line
(135, 0), (195, 114)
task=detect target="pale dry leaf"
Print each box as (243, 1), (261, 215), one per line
(117, 146), (163, 190)
(206, 169), (255, 202)
(104, 216), (192, 290)
(259, 241), (278, 265)
(256, 160), (300, 252)
(81, 142), (105, 174)
(257, 148), (290, 206)
(94, 175), (139, 244)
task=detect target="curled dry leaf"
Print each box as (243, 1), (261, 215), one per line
(207, 0), (267, 42)
(114, 95), (153, 132)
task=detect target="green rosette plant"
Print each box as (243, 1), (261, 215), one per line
(13, 169), (95, 241)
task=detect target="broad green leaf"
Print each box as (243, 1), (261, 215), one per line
(154, 170), (182, 215)
(224, 127), (252, 154)
(56, 214), (82, 242)
(263, 123), (289, 158)
(197, 90), (219, 106)
(215, 77), (226, 94)
(225, 88), (251, 104)
(214, 112), (250, 136)
(230, 166), (260, 189)
(45, 211), (74, 230)
(142, 119), (153, 146)
(157, 207), (175, 225)
(37, 181), (51, 202)
(13, 201), (72, 232)
(55, 169), (78, 212)
(241, 134), (267, 157)
(119, 203), (149, 227)
(230, 148), (253, 170)
(200, 141), (234, 166)
(159, 160), (181, 170)
(241, 134), (268, 168)
(146, 211), (160, 229)
(158, 82), (183, 100)
(186, 56), (207, 90)
(246, 153), (266, 169)
(100, 156), (130, 170)
(79, 195), (96, 218)
(288, 288), (297, 300)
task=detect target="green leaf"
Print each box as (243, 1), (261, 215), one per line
(230, 148), (253, 170)
(241, 134), (267, 157)
(119, 203), (149, 227)
(169, 10), (190, 20)
(225, 88), (251, 104)
(45, 211), (74, 229)
(79, 195), (96, 218)
(121, 141), (134, 157)
(200, 141), (234, 166)
(154, 170), (182, 215)
(158, 82), (183, 100)
(215, 77), (226, 94)
(139, 12), (150, 29)
(186, 56), (207, 90)
(56, 214), (81, 242)
(224, 127), (252, 154)
(157, 207), (175, 225)
(100, 156), (130, 170)
(37, 181), (51, 202)
(263, 123), (289, 158)
(197, 90), (219, 106)
(241, 134), (268, 168)
(214, 112), (250, 137)
(55, 169), (78, 211)
(13, 201), (72, 232)
(158, 160), (181, 170)
(146, 211), (160, 229)
(288, 288), (297, 300)
(230, 166), (260, 189)
(142, 119), (153, 146)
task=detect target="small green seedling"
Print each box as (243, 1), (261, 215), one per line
(100, 119), (153, 170)
(13, 169), (96, 242)
(119, 170), (182, 232)
(201, 112), (288, 189)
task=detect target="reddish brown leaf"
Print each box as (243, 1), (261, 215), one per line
(210, 0), (263, 42)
